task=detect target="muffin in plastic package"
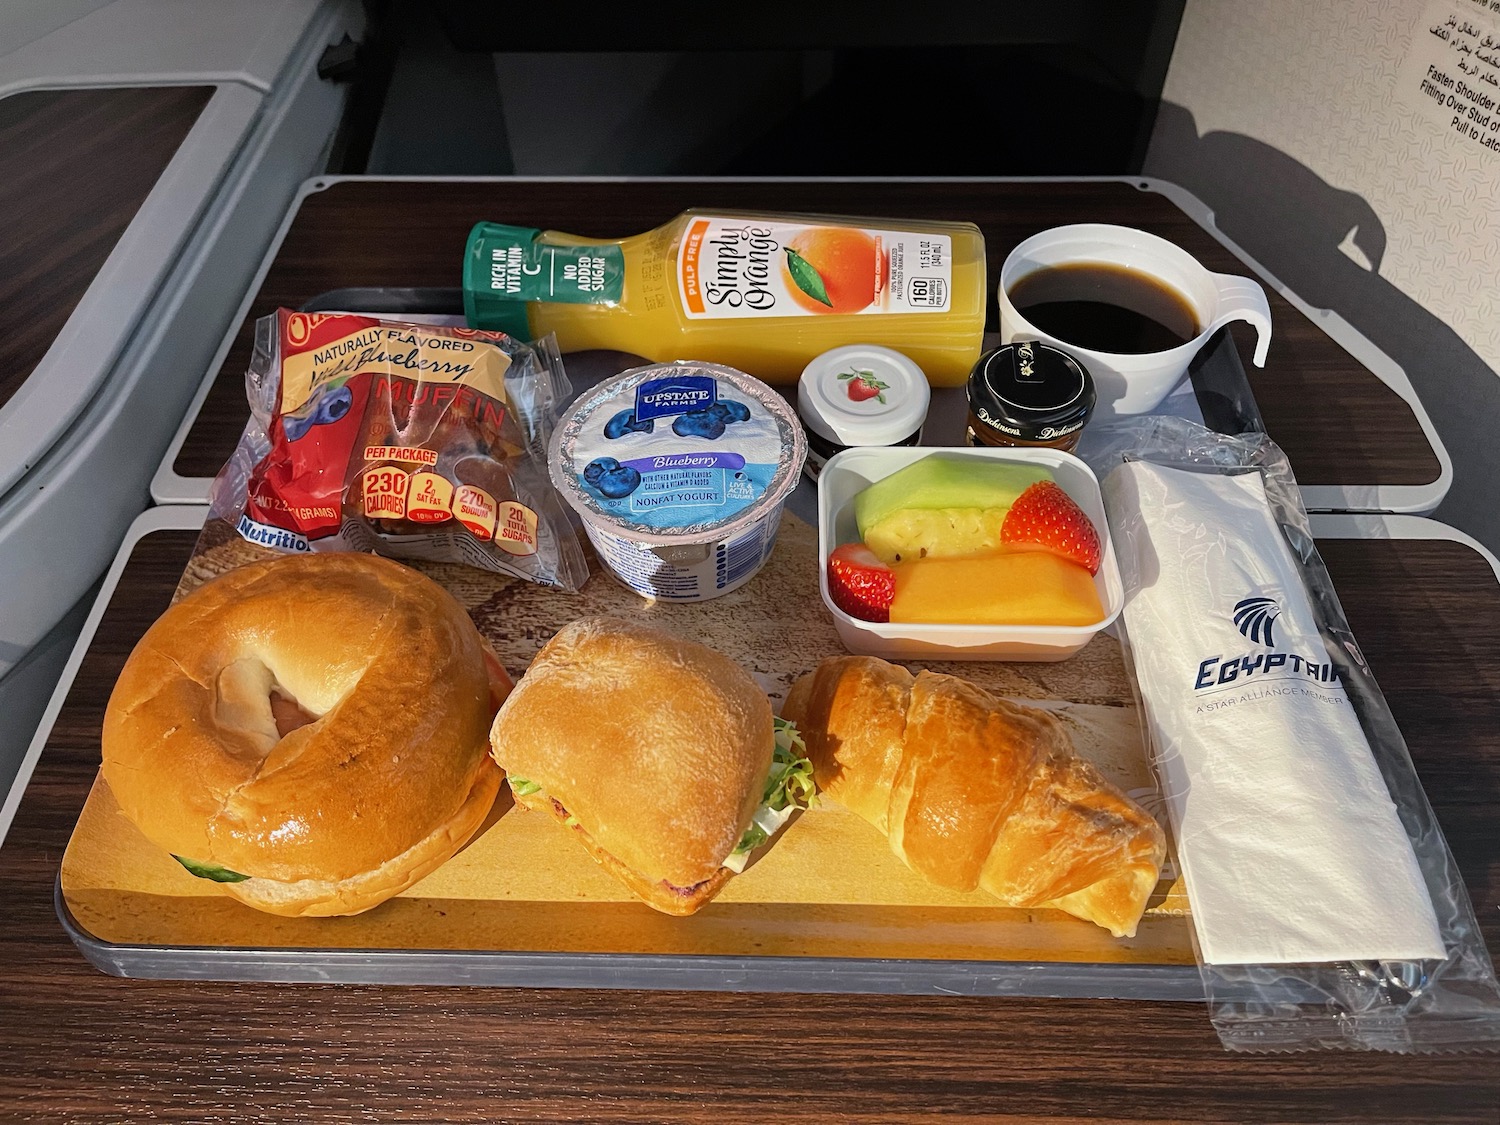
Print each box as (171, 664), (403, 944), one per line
(207, 309), (589, 591)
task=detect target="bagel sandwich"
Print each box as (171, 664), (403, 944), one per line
(101, 552), (511, 917)
(488, 617), (814, 916)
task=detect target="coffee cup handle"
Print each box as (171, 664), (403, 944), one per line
(1208, 274), (1273, 367)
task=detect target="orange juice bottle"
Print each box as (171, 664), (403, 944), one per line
(462, 211), (986, 386)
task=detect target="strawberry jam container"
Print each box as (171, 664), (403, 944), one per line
(549, 361), (807, 601)
(797, 344), (930, 482)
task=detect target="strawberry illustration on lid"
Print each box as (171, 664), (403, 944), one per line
(796, 344), (931, 480)
(840, 368), (890, 403)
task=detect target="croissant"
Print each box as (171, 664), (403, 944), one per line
(782, 656), (1166, 937)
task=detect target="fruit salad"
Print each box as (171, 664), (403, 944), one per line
(827, 459), (1106, 627)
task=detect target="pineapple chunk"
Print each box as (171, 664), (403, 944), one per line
(863, 507), (1009, 564)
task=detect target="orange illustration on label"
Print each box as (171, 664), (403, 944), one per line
(453, 484), (498, 541)
(361, 466), (409, 519)
(495, 500), (539, 556)
(677, 217), (943, 322)
(783, 229), (884, 315)
(406, 471), (454, 524)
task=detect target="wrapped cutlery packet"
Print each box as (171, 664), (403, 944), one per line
(1087, 416), (1500, 1054)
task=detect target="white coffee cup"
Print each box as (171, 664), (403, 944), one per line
(997, 224), (1272, 418)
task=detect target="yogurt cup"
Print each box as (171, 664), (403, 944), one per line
(549, 361), (807, 601)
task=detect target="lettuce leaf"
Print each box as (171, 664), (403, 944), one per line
(505, 776), (575, 825)
(173, 855), (250, 883)
(505, 723), (815, 876)
(723, 718), (816, 872)
(762, 716), (816, 810)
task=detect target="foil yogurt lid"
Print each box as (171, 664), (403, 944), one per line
(549, 361), (807, 544)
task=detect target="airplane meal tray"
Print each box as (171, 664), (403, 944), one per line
(58, 508), (1201, 997)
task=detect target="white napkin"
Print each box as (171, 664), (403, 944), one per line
(1103, 460), (1443, 966)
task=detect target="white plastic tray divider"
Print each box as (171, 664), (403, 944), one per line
(0, 0), (350, 98)
(1146, 178), (1452, 516)
(0, 82), (254, 502)
(1307, 513), (1500, 580)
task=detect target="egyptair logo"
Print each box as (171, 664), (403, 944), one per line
(1233, 596), (1281, 646)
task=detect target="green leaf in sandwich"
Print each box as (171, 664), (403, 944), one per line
(721, 717), (815, 873)
(172, 855), (251, 883)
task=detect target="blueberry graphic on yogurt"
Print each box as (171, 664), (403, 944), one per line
(710, 399), (751, 423)
(604, 410), (654, 439)
(672, 410), (726, 439)
(583, 457), (620, 486)
(595, 465), (642, 499)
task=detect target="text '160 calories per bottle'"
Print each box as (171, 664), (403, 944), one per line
(462, 211), (987, 386)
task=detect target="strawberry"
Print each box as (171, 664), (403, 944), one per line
(838, 368), (889, 404)
(1000, 481), (1102, 574)
(826, 542), (895, 622)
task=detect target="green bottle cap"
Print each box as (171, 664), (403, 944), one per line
(462, 221), (625, 340)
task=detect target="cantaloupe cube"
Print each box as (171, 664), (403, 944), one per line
(889, 552), (1104, 626)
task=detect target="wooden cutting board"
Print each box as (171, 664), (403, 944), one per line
(60, 512), (1193, 971)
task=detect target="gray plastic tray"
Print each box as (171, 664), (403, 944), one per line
(57, 883), (1205, 997)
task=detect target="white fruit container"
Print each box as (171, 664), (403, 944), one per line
(817, 445), (1124, 661)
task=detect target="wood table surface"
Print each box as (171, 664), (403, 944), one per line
(0, 528), (1495, 1123)
(0, 86), (212, 410)
(171, 178), (1441, 490)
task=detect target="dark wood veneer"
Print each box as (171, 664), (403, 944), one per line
(0, 86), (213, 409)
(0, 529), (1493, 1122)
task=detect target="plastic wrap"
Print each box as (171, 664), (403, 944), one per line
(1085, 415), (1500, 1053)
(208, 309), (588, 591)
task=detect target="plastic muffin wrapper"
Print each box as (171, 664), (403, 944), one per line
(1084, 414), (1500, 1054)
(208, 310), (589, 592)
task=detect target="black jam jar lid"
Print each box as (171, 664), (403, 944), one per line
(966, 341), (1096, 443)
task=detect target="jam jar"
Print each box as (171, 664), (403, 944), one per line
(965, 341), (1095, 452)
(797, 344), (930, 482)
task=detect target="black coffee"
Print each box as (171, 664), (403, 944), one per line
(1008, 262), (1201, 354)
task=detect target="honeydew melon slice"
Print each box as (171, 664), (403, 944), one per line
(853, 459), (1050, 537)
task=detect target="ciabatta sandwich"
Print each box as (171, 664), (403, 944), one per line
(488, 616), (813, 915)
